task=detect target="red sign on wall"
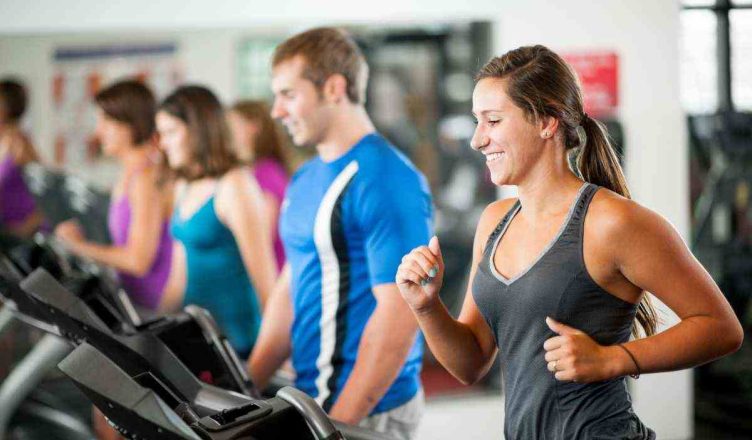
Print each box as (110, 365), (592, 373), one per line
(561, 51), (619, 118)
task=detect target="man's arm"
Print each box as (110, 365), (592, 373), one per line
(248, 264), (293, 390)
(328, 282), (418, 424)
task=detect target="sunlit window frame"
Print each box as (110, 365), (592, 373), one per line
(682, 0), (752, 112)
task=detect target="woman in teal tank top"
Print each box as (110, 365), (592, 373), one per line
(156, 86), (277, 357)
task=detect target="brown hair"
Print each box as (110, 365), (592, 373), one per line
(477, 45), (657, 338)
(159, 85), (239, 181)
(95, 79), (156, 145)
(0, 78), (27, 122)
(230, 100), (290, 171)
(272, 27), (368, 104)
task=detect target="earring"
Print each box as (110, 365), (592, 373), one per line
(543, 131), (550, 138)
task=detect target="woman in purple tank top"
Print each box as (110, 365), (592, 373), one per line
(55, 80), (173, 311)
(0, 78), (43, 238)
(227, 100), (290, 271)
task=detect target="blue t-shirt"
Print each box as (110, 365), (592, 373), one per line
(280, 133), (433, 414)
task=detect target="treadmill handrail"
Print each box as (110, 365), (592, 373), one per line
(0, 274), (62, 335)
(333, 421), (396, 440)
(58, 343), (202, 440)
(183, 305), (256, 397)
(20, 268), (111, 334)
(21, 268), (256, 413)
(276, 386), (344, 440)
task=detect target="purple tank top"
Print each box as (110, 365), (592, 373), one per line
(107, 193), (173, 310)
(0, 155), (37, 227)
(252, 158), (289, 271)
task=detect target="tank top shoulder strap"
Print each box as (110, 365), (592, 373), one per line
(564, 182), (600, 240)
(482, 199), (521, 257)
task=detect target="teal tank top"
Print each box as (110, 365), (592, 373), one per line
(170, 194), (261, 357)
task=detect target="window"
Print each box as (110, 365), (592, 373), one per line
(730, 9), (752, 110)
(684, 0), (717, 5)
(237, 38), (282, 100)
(681, 10), (718, 113)
(681, 0), (752, 112)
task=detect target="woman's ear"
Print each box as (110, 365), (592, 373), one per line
(540, 116), (559, 139)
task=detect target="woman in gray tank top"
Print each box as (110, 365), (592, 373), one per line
(396, 45), (743, 439)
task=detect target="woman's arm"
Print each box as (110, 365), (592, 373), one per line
(608, 200), (742, 373)
(543, 196), (743, 382)
(397, 200), (515, 385)
(55, 169), (165, 276)
(215, 168), (277, 310)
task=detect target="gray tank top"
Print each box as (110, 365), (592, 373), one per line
(472, 183), (655, 440)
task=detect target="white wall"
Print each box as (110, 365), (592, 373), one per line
(0, 29), (248, 171)
(0, 1), (691, 438)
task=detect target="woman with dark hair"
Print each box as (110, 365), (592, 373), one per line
(157, 86), (276, 357)
(55, 79), (173, 311)
(54, 79), (174, 440)
(396, 45), (742, 439)
(227, 100), (290, 270)
(0, 78), (43, 237)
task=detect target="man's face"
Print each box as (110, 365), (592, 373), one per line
(270, 55), (333, 148)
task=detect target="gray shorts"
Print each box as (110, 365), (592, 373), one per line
(358, 389), (425, 440)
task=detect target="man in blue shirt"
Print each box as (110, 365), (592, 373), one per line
(248, 27), (433, 439)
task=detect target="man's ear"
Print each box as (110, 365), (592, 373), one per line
(322, 73), (349, 104)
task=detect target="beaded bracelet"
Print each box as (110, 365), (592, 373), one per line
(618, 344), (641, 379)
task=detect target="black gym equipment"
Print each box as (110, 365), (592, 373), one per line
(21, 163), (111, 244)
(19, 268), (254, 401)
(3, 236), (393, 439)
(17, 268), (392, 439)
(689, 111), (752, 432)
(0, 235), (254, 428)
(59, 342), (392, 440)
(0, 241), (95, 440)
(1, 236), (249, 438)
